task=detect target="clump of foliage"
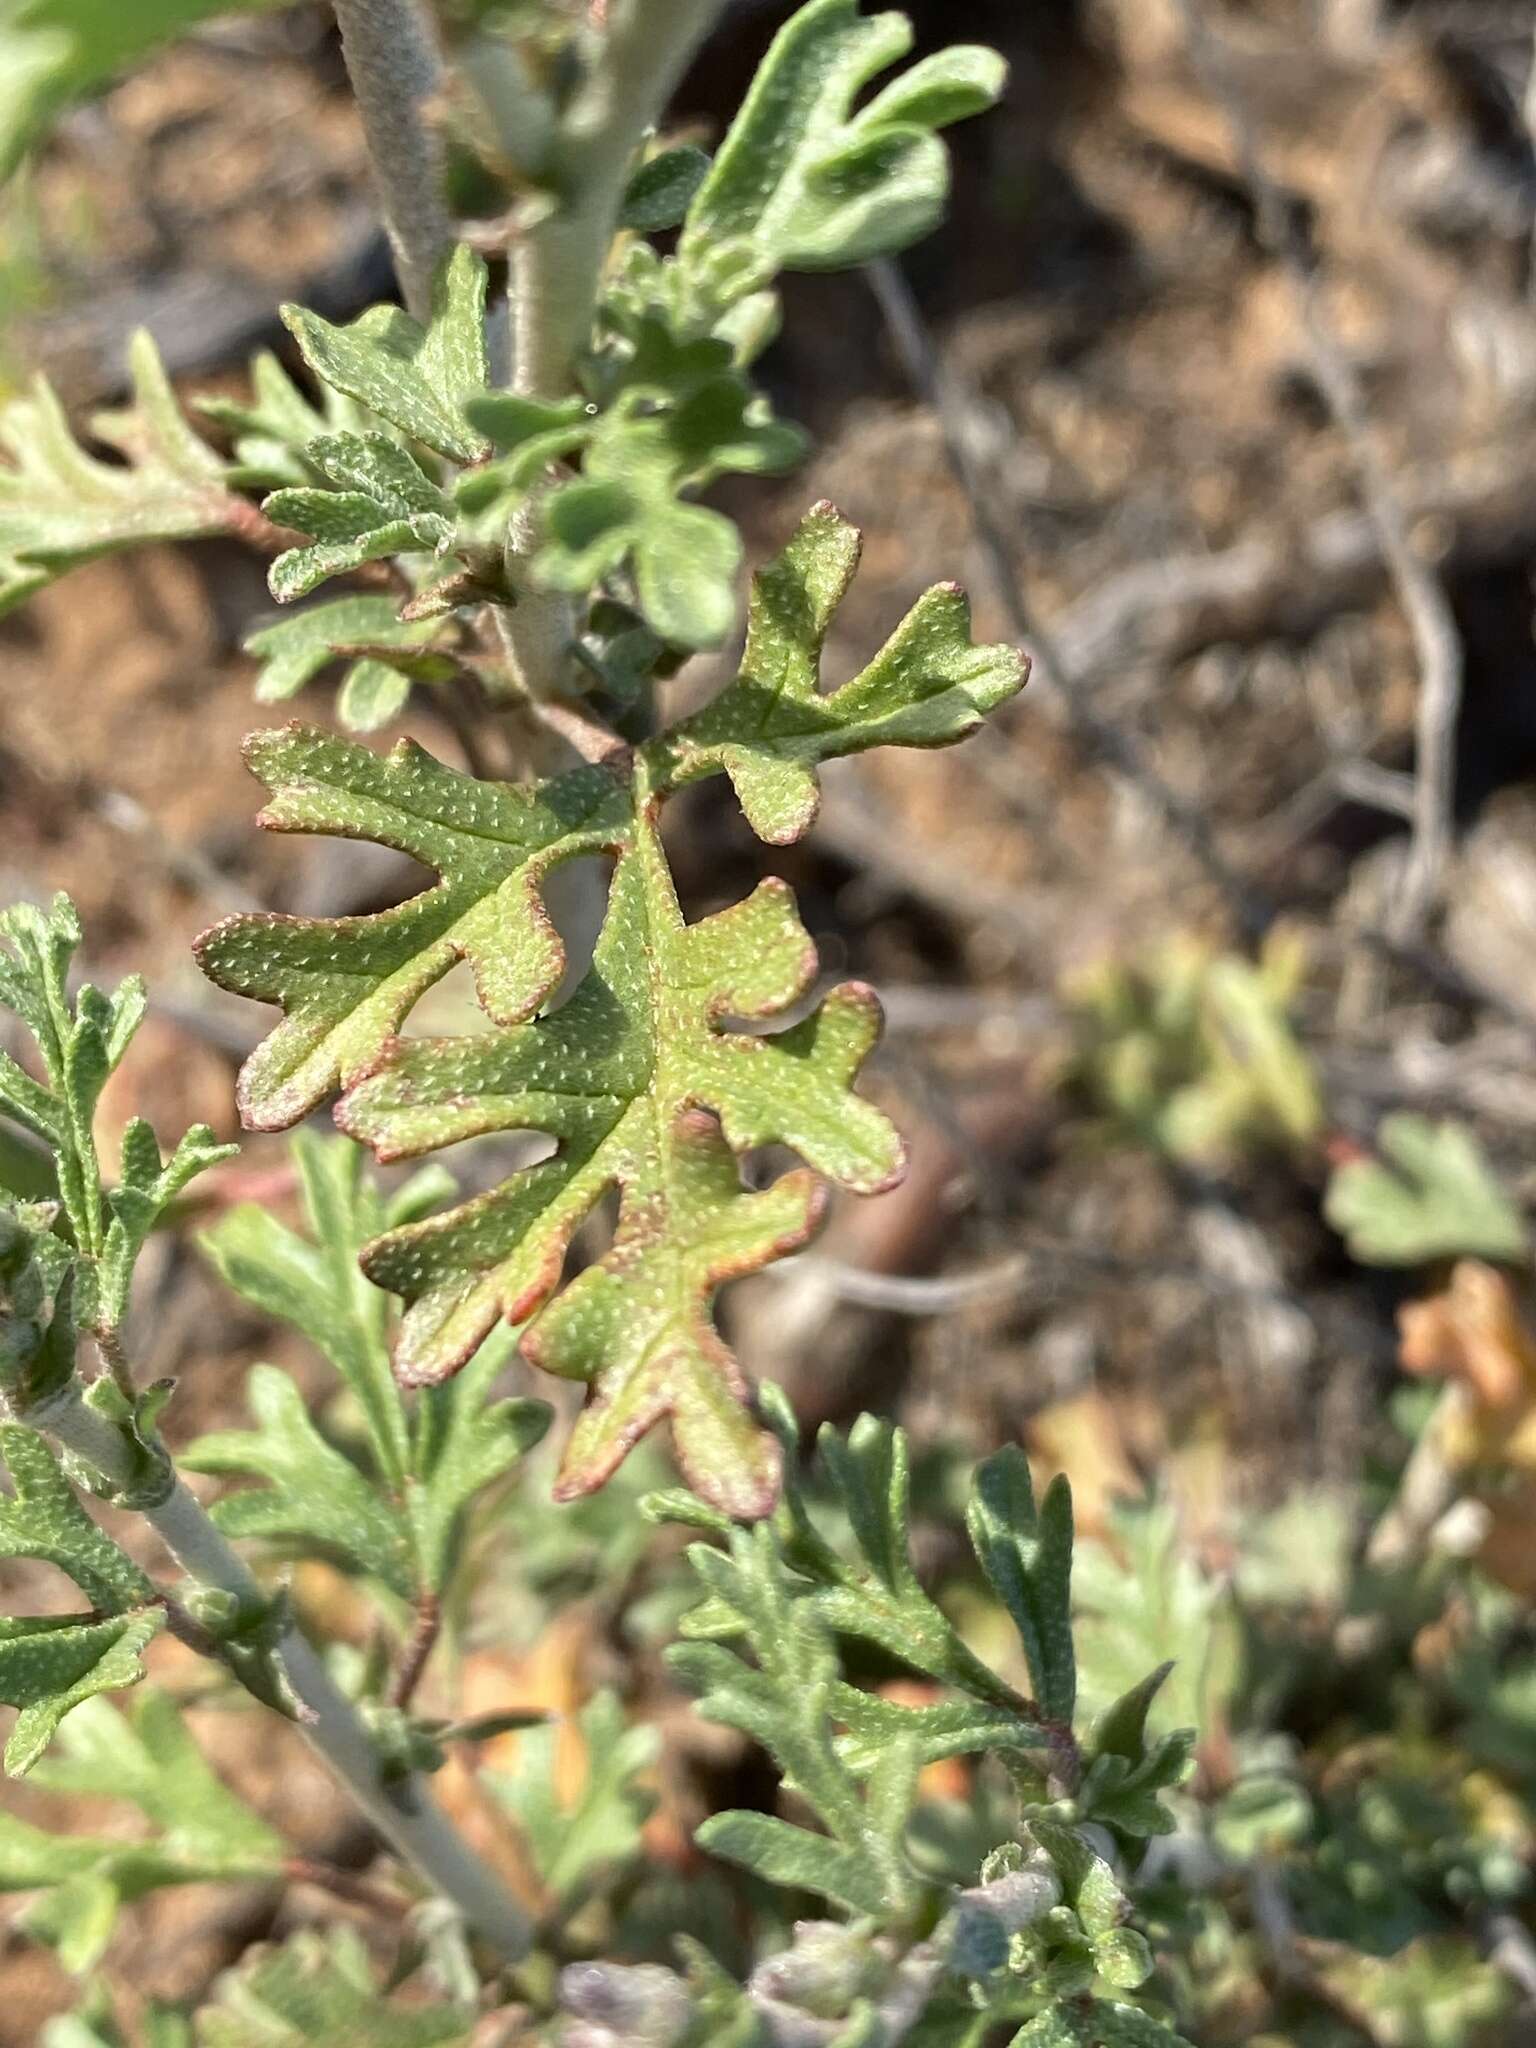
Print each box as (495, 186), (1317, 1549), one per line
(1058, 928), (1323, 1169)
(0, 1), (1207, 2040)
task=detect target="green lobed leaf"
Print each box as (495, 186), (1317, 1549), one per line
(0, 332), (242, 617)
(696, 1809), (892, 1918)
(245, 594), (456, 732)
(182, 1363), (417, 1600)
(669, 1524), (920, 1916)
(200, 506), (1021, 1512)
(678, 0), (1007, 289)
(0, 1612), (164, 1777)
(195, 1928), (473, 2048)
(199, 1130), (411, 1484)
(535, 377), (806, 651)
(658, 502), (1026, 841)
(264, 432), (456, 603)
(342, 778), (901, 1517)
(965, 1448), (1076, 1725)
(0, 1424), (153, 1612)
(29, 1688), (283, 1870)
(280, 245), (490, 465)
(197, 1133), (548, 1595)
(98, 1119), (236, 1329)
(198, 349), (375, 493)
(1324, 1114), (1529, 1267)
(193, 726), (631, 1131)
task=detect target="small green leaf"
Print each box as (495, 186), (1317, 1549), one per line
(200, 1131), (408, 1483)
(537, 379), (805, 650)
(195, 1928), (473, 2048)
(488, 1690), (656, 1905)
(660, 502), (1026, 841)
(264, 433), (455, 603)
(1324, 1115), (1528, 1267)
(410, 1337), (550, 1593)
(200, 348), (377, 493)
(0, 332), (241, 617)
(0, 1425), (153, 1612)
(680, 0), (1006, 287)
(621, 145), (712, 232)
(182, 1364), (417, 1600)
(98, 1120), (235, 1329)
(696, 1809), (891, 1916)
(245, 595), (453, 722)
(0, 1612), (164, 1776)
(966, 1449), (1076, 1724)
(281, 246), (490, 465)
(30, 1689), (283, 1871)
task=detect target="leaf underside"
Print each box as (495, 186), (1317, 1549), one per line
(198, 507), (1024, 1514)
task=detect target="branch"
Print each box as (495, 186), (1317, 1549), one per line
(332, 0), (452, 322)
(35, 1383), (533, 1964)
(511, 0), (726, 398)
(1173, 0), (1464, 944)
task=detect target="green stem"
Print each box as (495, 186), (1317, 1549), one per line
(332, 0), (452, 322)
(497, 0), (726, 698)
(38, 1384), (533, 1964)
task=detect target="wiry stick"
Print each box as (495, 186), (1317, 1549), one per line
(332, 0), (451, 321)
(865, 257), (1268, 942)
(35, 1382), (532, 1963)
(1174, 0), (1465, 944)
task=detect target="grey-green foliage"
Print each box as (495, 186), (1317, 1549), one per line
(0, 331), (244, 617)
(0, 1426), (164, 1776)
(1324, 1115), (1529, 1268)
(648, 1392), (1191, 2036)
(196, 1928), (472, 2048)
(0, 893), (234, 1341)
(487, 1688), (658, 1908)
(0, 4), (1006, 666)
(188, 1131), (549, 1602)
(0, 1689), (284, 1973)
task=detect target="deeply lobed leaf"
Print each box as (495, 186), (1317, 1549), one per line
(194, 727), (631, 1131)
(0, 333), (243, 618)
(343, 789), (900, 1516)
(657, 503), (1026, 841)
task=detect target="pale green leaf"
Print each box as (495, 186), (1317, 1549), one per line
(679, 0), (1006, 286)
(0, 332), (240, 616)
(966, 1448), (1076, 1725)
(195, 1928), (473, 2048)
(182, 1364), (417, 1601)
(281, 245), (490, 465)
(1324, 1115), (1528, 1267)
(0, 1612), (163, 1776)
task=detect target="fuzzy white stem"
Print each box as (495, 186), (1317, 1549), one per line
(41, 1387), (532, 1963)
(498, 0), (724, 699)
(333, 0), (452, 321)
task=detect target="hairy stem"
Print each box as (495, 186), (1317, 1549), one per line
(497, 0), (725, 697)
(39, 1385), (532, 1964)
(511, 0), (724, 397)
(333, 0), (452, 321)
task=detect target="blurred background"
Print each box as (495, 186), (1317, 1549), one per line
(7, 0), (1536, 2038)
